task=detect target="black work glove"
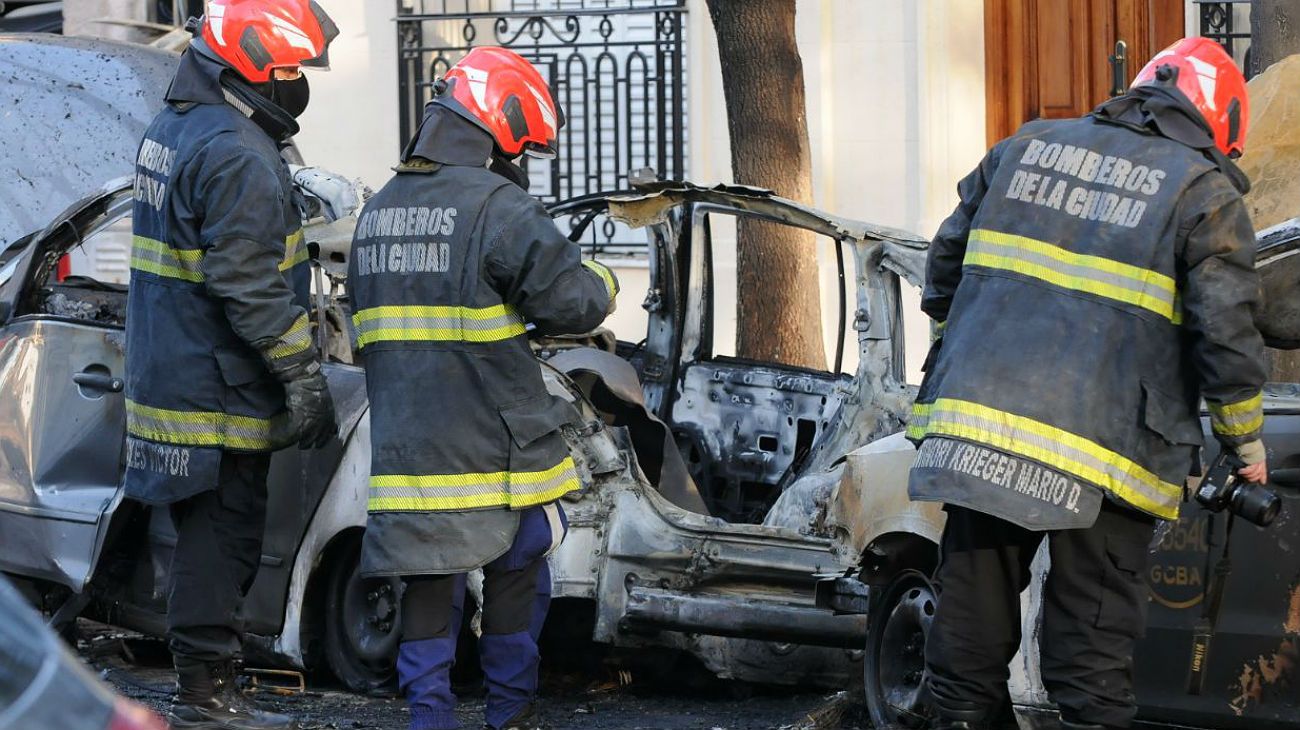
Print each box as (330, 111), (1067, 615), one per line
(282, 362), (338, 449)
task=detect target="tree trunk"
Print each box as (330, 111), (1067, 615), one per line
(706, 0), (826, 370)
(1250, 0), (1300, 381)
(1251, 0), (1300, 75)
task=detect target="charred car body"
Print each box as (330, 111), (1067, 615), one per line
(1, 31), (1297, 730)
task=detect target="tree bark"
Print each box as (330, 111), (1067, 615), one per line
(1251, 0), (1300, 76)
(706, 0), (826, 370)
(1250, 1), (1300, 381)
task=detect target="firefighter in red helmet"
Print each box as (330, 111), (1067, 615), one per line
(349, 47), (617, 730)
(908, 37), (1266, 729)
(124, 1), (339, 727)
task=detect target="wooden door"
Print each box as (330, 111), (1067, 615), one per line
(984, 0), (1186, 147)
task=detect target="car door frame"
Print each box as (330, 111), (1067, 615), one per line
(0, 180), (134, 594)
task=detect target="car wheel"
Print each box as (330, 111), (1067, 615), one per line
(323, 537), (401, 693)
(864, 569), (937, 729)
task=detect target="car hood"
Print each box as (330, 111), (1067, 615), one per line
(1255, 216), (1300, 349)
(0, 33), (178, 251)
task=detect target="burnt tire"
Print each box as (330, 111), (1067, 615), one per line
(322, 536), (401, 694)
(864, 569), (938, 729)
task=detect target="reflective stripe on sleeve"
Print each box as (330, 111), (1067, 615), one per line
(280, 229), (308, 272)
(908, 397), (1182, 519)
(126, 399), (286, 451)
(267, 312), (312, 361)
(367, 457), (581, 512)
(1208, 391), (1264, 438)
(582, 259), (618, 306)
(132, 230), (309, 282)
(130, 236), (205, 283)
(964, 229), (1181, 323)
(352, 304), (527, 347)
(906, 401), (932, 441)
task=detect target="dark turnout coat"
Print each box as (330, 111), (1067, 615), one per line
(352, 106), (616, 576)
(908, 88), (1266, 525)
(124, 49), (314, 505)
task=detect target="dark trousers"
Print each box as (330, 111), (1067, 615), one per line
(166, 452), (271, 662)
(925, 502), (1155, 728)
(401, 558), (543, 641)
(398, 505), (561, 730)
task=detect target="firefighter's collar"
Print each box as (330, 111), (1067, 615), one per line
(1092, 86), (1249, 194)
(401, 104), (495, 168)
(164, 46), (227, 106)
(218, 76), (301, 143)
(164, 42), (300, 143)
(392, 158), (442, 174)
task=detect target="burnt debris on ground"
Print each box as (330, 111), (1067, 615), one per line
(78, 620), (866, 730)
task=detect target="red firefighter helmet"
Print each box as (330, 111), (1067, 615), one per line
(199, 0), (339, 84)
(439, 47), (563, 159)
(1131, 36), (1249, 157)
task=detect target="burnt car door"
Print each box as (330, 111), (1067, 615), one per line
(0, 185), (134, 596)
(549, 184), (925, 524)
(661, 201), (862, 523)
(551, 189), (852, 523)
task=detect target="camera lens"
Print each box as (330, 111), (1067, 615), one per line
(1231, 483), (1282, 527)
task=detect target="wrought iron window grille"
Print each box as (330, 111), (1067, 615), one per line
(396, 0), (689, 256)
(1194, 0), (1253, 76)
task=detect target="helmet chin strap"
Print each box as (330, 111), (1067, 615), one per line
(489, 152), (530, 190)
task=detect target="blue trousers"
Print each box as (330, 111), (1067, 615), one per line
(398, 505), (563, 730)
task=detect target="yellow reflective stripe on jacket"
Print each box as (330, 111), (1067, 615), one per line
(367, 457), (580, 512)
(1208, 391), (1264, 437)
(907, 401), (932, 440)
(130, 236), (205, 283)
(965, 229), (1180, 323)
(126, 399), (284, 451)
(133, 231), (308, 281)
(280, 229), (308, 272)
(582, 259), (618, 305)
(911, 397), (1182, 519)
(266, 312), (312, 361)
(352, 304), (527, 347)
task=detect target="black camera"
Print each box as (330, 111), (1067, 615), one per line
(1195, 451), (1282, 527)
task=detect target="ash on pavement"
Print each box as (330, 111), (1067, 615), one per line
(80, 621), (866, 730)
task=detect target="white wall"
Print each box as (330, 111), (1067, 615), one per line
(682, 0), (987, 380)
(63, 0), (150, 41)
(293, 0), (400, 193)
(291, 1), (989, 383)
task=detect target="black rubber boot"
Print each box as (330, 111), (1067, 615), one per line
(168, 658), (298, 730)
(930, 699), (995, 730)
(1061, 721), (1109, 730)
(487, 702), (547, 730)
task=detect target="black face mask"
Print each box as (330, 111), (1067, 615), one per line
(271, 75), (311, 118)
